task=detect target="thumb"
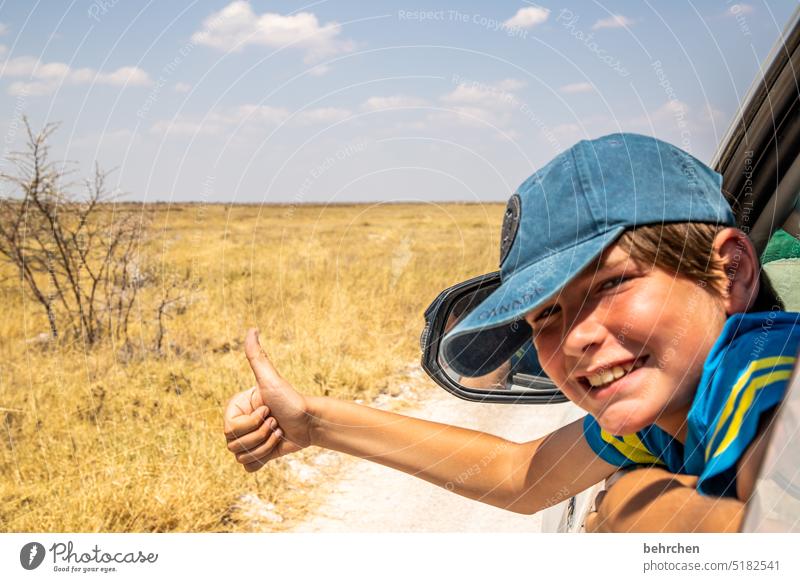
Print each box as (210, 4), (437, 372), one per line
(244, 328), (282, 388)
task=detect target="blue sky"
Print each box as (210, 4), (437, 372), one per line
(0, 1), (796, 203)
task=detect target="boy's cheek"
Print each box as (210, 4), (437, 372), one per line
(532, 336), (564, 379)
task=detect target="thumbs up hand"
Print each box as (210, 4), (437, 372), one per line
(223, 329), (313, 472)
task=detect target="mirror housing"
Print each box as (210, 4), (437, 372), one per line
(420, 271), (568, 405)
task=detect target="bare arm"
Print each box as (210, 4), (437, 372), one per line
(307, 395), (617, 514)
(228, 329), (617, 515)
(585, 468), (744, 532)
(585, 410), (778, 532)
(735, 408), (777, 501)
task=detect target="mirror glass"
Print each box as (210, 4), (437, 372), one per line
(437, 285), (554, 392)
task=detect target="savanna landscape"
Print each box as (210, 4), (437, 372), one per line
(0, 128), (506, 531)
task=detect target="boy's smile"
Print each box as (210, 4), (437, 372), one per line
(526, 243), (729, 440)
(577, 354), (647, 389)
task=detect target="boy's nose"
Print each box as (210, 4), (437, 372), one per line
(561, 312), (608, 358)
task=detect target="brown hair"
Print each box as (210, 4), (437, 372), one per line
(616, 222), (784, 312)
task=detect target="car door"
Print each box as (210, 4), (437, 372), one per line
(715, 7), (800, 532)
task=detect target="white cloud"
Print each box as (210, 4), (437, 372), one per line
(390, 120), (428, 132)
(699, 103), (726, 125)
(620, 99), (726, 156)
(1, 55), (39, 76)
(552, 123), (582, 139)
(626, 100), (690, 129)
(0, 22), (7, 36)
(592, 14), (634, 30)
(151, 104), (352, 136)
(560, 82), (594, 94)
(294, 107), (351, 125)
(173, 82), (192, 93)
(504, 7), (550, 29)
(496, 78), (526, 91)
(727, 4), (755, 16)
(7, 81), (53, 97)
(630, 99), (703, 134)
(99, 66), (152, 86)
(439, 105), (508, 128)
(654, 99), (689, 119)
(191, 1), (355, 63)
(236, 104), (290, 125)
(0, 55), (153, 96)
(442, 85), (494, 106)
(441, 78), (525, 107)
(307, 63), (331, 76)
(438, 79), (526, 129)
(361, 95), (428, 111)
(150, 117), (225, 137)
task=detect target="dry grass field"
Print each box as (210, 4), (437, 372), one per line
(0, 201), (504, 532)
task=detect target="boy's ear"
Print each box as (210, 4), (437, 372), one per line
(712, 227), (760, 315)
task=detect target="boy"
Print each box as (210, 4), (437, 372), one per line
(223, 133), (799, 532)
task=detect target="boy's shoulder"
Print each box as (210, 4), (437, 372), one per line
(711, 311), (799, 361)
(689, 311), (800, 495)
(699, 311), (800, 408)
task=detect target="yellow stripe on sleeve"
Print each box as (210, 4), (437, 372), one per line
(600, 429), (663, 465)
(709, 369), (791, 460)
(705, 356), (795, 460)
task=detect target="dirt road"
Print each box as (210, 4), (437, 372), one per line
(286, 368), (582, 532)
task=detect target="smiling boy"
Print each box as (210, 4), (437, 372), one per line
(224, 133), (799, 532)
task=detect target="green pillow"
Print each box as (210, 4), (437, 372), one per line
(760, 230), (800, 311)
(761, 229), (800, 264)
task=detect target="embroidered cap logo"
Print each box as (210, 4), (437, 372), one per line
(499, 193), (521, 266)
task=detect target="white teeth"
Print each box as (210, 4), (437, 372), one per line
(585, 359), (644, 388)
(587, 370), (613, 387)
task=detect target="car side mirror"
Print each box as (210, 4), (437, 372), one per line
(420, 271), (567, 404)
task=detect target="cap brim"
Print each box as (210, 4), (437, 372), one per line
(441, 227), (625, 377)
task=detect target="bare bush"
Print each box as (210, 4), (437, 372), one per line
(154, 267), (198, 356)
(0, 119), (149, 347)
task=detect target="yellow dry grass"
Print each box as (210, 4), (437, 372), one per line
(0, 202), (503, 532)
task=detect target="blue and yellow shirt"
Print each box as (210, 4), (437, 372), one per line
(583, 311), (800, 497)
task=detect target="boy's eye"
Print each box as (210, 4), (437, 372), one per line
(599, 275), (630, 291)
(533, 304), (561, 324)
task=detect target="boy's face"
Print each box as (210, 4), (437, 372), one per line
(525, 242), (728, 438)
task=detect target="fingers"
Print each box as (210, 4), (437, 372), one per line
(235, 425), (283, 466)
(224, 404), (270, 442)
(239, 429), (285, 473)
(227, 416), (279, 454)
(244, 457), (271, 473)
(224, 392), (248, 421)
(224, 386), (261, 420)
(244, 328), (281, 386)
(248, 385), (263, 412)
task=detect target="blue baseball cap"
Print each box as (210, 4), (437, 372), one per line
(441, 132), (736, 378)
